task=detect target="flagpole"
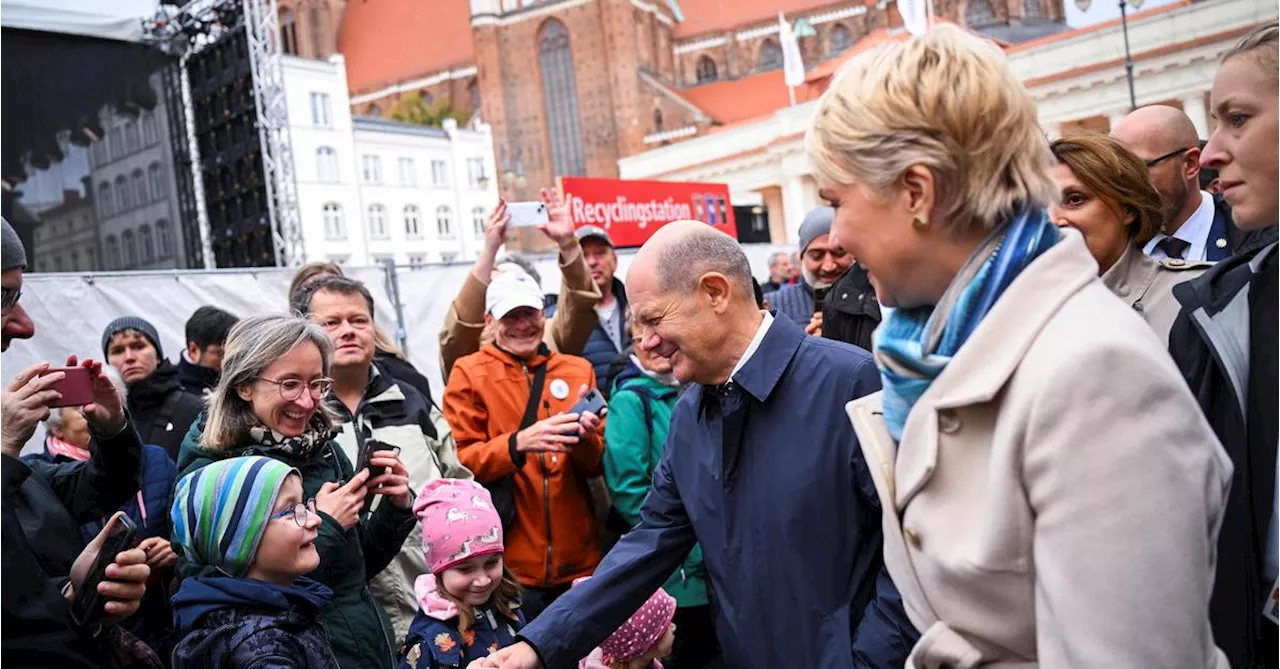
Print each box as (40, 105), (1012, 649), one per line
(926, 0), (935, 28)
(788, 86), (796, 106)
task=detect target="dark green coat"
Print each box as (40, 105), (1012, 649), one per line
(175, 419), (415, 669)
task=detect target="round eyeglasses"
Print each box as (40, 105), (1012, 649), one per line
(268, 498), (318, 527)
(257, 376), (333, 401)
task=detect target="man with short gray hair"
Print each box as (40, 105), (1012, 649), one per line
(479, 221), (912, 669)
(760, 251), (794, 294)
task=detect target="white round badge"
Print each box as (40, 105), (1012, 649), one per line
(549, 379), (570, 400)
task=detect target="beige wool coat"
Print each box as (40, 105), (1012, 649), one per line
(847, 229), (1233, 669)
(1100, 243), (1210, 344)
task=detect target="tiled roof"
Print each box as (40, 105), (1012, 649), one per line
(673, 0), (851, 39)
(337, 0), (474, 95)
(680, 68), (822, 125)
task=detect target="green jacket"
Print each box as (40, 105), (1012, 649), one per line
(604, 367), (708, 608)
(175, 418), (415, 669)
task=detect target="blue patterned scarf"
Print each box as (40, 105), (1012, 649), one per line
(874, 209), (1060, 441)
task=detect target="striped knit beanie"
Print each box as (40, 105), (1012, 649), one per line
(171, 456), (298, 577)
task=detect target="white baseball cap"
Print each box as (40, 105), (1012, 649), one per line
(486, 271), (545, 318)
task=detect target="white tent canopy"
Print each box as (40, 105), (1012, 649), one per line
(1, 0), (161, 42)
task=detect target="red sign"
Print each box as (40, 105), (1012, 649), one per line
(561, 177), (737, 248)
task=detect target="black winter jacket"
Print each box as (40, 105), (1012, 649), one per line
(128, 360), (204, 460)
(374, 350), (437, 409)
(822, 264), (880, 353)
(1169, 240), (1278, 669)
(175, 356), (219, 398)
(0, 420), (143, 668)
(171, 575), (338, 669)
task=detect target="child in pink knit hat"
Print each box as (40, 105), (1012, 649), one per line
(397, 479), (524, 669)
(576, 577), (677, 669)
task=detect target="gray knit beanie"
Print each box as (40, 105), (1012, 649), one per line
(2, 217), (27, 272)
(797, 207), (835, 254)
(102, 316), (164, 359)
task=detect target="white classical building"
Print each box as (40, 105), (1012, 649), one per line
(283, 54), (499, 266)
(618, 0), (1276, 244)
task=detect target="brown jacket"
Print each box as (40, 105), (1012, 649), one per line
(1101, 244), (1211, 345)
(443, 343), (604, 588)
(438, 239), (601, 378)
(847, 230), (1232, 669)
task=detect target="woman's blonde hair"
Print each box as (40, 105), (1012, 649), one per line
(434, 566), (523, 637)
(201, 313), (338, 449)
(1050, 134), (1165, 246)
(287, 261), (407, 359)
(806, 24), (1057, 235)
(1222, 21), (1278, 76)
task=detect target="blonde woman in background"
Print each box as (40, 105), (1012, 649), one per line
(810, 25), (1231, 667)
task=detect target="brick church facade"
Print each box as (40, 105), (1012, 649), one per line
(288, 0), (1065, 203)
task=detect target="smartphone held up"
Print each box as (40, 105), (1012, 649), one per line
(42, 366), (94, 408)
(506, 201), (550, 228)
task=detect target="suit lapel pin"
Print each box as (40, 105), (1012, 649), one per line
(1215, 238), (1227, 249)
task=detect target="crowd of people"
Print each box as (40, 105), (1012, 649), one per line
(0, 20), (1276, 669)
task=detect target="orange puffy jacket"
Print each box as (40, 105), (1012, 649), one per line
(442, 343), (604, 588)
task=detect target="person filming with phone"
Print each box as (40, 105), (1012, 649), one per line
(443, 270), (606, 622)
(291, 274), (473, 641)
(1, 217), (155, 667)
(439, 188), (602, 379)
(175, 313), (416, 669)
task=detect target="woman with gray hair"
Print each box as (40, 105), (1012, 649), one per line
(809, 25), (1231, 667)
(175, 313), (415, 669)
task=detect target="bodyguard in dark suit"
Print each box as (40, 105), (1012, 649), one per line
(477, 221), (914, 669)
(1112, 105), (1277, 262)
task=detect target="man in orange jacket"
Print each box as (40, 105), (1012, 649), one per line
(443, 270), (607, 620)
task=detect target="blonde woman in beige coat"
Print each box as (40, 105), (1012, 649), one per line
(1048, 133), (1211, 344)
(807, 26), (1233, 668)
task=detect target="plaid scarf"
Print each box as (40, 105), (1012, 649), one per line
(874, 209), (1060, 441)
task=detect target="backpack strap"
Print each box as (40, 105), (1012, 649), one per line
(618, 382), (659, 472)
(150, 391), (183, 442)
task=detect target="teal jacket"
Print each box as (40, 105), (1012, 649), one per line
(604, 365), (708, 608)
(175, 417), (415, 669)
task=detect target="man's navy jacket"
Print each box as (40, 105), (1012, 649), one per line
(520, 314), (915, 667)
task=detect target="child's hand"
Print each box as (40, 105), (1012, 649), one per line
(470, 641), (542, 668)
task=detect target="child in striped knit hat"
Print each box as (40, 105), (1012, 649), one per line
(169, 456), (338, 668)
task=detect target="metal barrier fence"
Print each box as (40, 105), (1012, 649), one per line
(2, 243), (791, 454)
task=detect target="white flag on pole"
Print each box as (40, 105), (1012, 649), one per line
(898, 0), (929, 36)
(779, 13), (805, 89)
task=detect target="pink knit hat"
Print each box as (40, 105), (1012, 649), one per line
(575, 577), (677, 664)
(414, 479), (504, 574)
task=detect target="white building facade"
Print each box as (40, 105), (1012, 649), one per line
(618, 0), (1277, 244)
(283, 54), (499, 266)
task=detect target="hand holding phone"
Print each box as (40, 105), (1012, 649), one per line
(569, 387), (607, 436)
(506, 201), (550, 228)
(70, 514), (140, 627)
(570, 388), (607, 417)
(813, 287), (831, 314)
(357, 440), (401, 512)
(43, 366), (94, 408)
